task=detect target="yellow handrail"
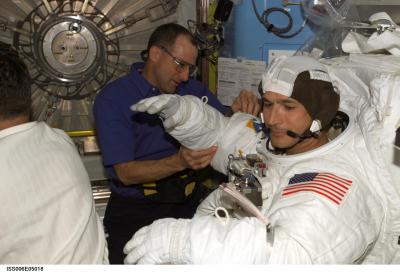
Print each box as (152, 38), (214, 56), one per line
(66, 130), (95, 137)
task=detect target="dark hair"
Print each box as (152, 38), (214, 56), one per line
(0, 42), (32, 120)
(147, 23), (197, 52)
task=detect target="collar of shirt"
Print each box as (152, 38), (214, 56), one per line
(130, 62), (162, 98)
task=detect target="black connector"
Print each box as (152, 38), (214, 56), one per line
(214, 0), (233, 22)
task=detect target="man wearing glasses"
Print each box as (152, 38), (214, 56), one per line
(93, 23), (260, 264)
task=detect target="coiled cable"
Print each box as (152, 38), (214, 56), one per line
(251, 0), (307, 39)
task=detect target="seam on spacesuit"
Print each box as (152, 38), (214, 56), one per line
(273, 226), (314, 263)
(313, 181), (374, 263)
(314, 217), (371, 263)
(270, 184), (365, 263)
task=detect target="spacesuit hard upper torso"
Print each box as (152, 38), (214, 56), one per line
(258, 119), (383, 263)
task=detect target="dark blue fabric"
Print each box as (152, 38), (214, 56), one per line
(93, 62), (227, 197)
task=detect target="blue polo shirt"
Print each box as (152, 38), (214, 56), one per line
(93, 62), (227, 197)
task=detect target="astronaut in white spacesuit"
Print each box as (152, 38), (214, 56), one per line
(123, 55), (400, 264)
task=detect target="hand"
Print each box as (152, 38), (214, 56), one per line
(231, 90), (261, 116)
(177, 145), (217, 170)
(123, 218), (189, 264)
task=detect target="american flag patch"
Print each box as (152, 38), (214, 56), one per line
(282, 172), (352, 205)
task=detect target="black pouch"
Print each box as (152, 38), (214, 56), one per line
(141, 170), (198, 203)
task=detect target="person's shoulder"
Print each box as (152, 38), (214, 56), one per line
(97, 74), (131, 98)
(97, 62), (140, 92)
(38, 122), (74, 144)
(97, 63), (147, 101)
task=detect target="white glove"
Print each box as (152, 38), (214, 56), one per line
(131, 94), (184, 130)
(123, 218), (191, 264)
(131, 94), (229, 150)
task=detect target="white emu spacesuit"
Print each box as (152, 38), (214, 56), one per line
(124, 55), (400, 264)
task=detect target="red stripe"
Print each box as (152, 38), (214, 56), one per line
(314, 176), (351, 190)
(285, 180), (347, 196)
(314, 179), (349, 194)
(284, 182), (346, 197)
(312, 178), (349, 193)
(283, 184), (343, 202)
(283, 188), (340, 205)
(316, 174), (352, 187)
(318, 173), (352, 185)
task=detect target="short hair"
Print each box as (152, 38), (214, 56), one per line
(147, 23), (198, 51)
(0, 42), (32, 120)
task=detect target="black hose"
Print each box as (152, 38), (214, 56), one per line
(251, 0), (307, 39)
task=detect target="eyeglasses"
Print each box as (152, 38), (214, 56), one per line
(160, 46), (197, 76)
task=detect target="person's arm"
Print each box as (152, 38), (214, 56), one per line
(94, 91), (218, 185)
(114, 146), (217, 185)
(131, 94), (259, 174)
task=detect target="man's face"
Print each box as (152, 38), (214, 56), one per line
(262, 91), (312, 150)
(155, 35), (198, 94)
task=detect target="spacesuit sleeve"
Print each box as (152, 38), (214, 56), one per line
(210, 112), (260, 173)
(183, 205), (356, 264)
(174, 108), (260, 174)
(131, 94), (260, 174)
(181, 213), (312, 264)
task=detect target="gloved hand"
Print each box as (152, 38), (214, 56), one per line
(123, 218), (191, 264)
(195, 186), (237, 217)
(131, 94), (189, 130)
(131, 94), (229, 150)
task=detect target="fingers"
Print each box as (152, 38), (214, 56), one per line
(123, 227), (147, 254)
(231, 90), (261, 116)
(130, 95), (173, 114)
(130, 96), (159, 112)
(179, 146), (217, 170)
(230, 98), (241, 114)
(123, 227), (149, 264)
(124, 246), (146, 264)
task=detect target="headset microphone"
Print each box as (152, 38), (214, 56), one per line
(286, 130), (305, 140)
(286, 130), (317, 140)
(286, 120), (322, 140)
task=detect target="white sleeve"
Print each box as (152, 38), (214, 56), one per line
(167, 95), (229, 150)
(163, 96), (259, 174)
(211, 112), (260, 173)
(188, 216), (269, 264)
(183, 215), (312, 264)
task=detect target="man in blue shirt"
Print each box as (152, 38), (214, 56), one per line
(94, 23), (259, 264)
